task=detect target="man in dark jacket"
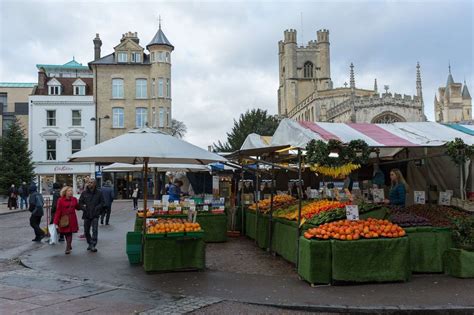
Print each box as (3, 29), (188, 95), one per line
(78, 178), (104, 252)
(100, 180), (115, 225)
(50, 182), (64, 242)
(19, 182), (29, 210)
(28, 184), (45, 242)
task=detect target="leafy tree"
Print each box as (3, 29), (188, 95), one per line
(0, 118), (35, 195)
(169, 119), (187, 139)
(214, 109), (280, 152)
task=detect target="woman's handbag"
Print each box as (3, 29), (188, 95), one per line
(59, 199), (73, 228)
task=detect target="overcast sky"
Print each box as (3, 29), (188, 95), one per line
(1, 0), (473, 148)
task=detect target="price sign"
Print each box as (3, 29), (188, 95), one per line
(163, 206), (168, 212)
(345, 205), (359, 221)
(219, 205), (225, 211)
(190, 199), (195, 205)
(414, 191), (426, 204)
(439, 192), (451, 206)
(177, 207), (182, 212)
(174, 200), (179, 205)
(372, 189), (385, 203)
(220, 197), (225, 204)
(203, 205), (209, 211)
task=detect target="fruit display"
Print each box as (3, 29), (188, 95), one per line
(248, 194), (296, 213)
(390, 205), (472, 228)
(304, 218), (406, 240)
(274, 199), (349, 221)
(306, 203), (389, 226)
(146, 218), (202, 234)
(309, 163), (361, 178)
(137, 209), (153, 218)
(388, 212), (431, 227)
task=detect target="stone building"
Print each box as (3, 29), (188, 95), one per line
(278, 29), (425, 123)
(29, 59), (95, 195)
(0, 82), (35, 137)
(89, 23), (173, 143)
(434, 66), (472, 123)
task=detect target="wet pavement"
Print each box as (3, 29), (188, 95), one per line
(2, 200), (474, 314)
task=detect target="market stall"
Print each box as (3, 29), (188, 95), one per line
(69, 127), (226, 272)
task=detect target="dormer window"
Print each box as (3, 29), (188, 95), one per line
(157, 52), (165, 62)
(165, 52), (170, 63)
(118, 52), (128, 63)
(47, 78), (62, 95)
(72, 78), (86, 96)
(131, 52), (141, 63)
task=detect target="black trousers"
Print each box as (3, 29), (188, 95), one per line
(133, 198), (138, 209)
(84, 217), (99, 246)
(100, 206), (111, 224)
(30, 215), (44, 239)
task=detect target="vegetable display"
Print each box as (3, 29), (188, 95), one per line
(274, 200), (349, 221)
(390, 205), (471, 228)
(388, 212), (431, 227)
(304, 218), (406, 240)
(248, 194), (296, 213)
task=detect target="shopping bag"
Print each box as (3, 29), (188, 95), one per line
(48, 224), (59, 245)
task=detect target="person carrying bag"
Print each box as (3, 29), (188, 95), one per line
(53, 186), (80, 254)
(28, 184), (45, 242)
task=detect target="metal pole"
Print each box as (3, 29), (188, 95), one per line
(255, 158), (260, 244)
(141, 157), (149, 263)
(240, 166), (245, 235)
(296, 149), (303, 270)
(268, 162), (275, 253)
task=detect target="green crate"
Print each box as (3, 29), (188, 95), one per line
(126, 232), (142, 253)
(145, 233), (166, 239)
(127, 252), (141, 265)
(186, 230), (204, 238)
(167, 232), (185, 238)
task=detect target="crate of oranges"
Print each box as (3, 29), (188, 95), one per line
(304, 218), (406, 241)
(146, 218), (203, 238)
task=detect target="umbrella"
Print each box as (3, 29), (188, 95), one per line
(103, 162), (210, 173)
(68, 127), (227, 241)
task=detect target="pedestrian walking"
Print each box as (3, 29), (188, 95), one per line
(28, 184), (45, 242)
(50, 183), (64, 242)
(132, 184), (139, 210)
(100, 180), (115, 225)
(8, 184), (18, 210)
(78, 178), (104, 252)
(19, 182), (29, 210)
(53, 186), (80, 254)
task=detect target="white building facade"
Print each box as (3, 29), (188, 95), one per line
(29, 60), (96, 196)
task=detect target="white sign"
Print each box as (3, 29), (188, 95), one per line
(439, 192), (451, 206)
(162, 195), (170, 203)
(345, 205), (359, 221)
(373, 189), (385, 203)
(203, 205), (209, 211)
(414, 191), (426, 204)
(173, 200), (179, 205)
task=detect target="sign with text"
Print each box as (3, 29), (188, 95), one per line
(439, 192), (451, 206)
(372, 189), (385, 203)
(345, 205), (359, 221)
(414, 191), (426, 204)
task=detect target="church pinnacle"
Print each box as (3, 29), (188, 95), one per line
(349, 63), (355, 89)
(374, 78), (378, 93)
(416, 62), (426, 121)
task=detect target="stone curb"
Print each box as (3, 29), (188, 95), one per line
(0, 209), (28, 216)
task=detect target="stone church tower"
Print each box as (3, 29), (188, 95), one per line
(434, 66), (472, 123)
(277, 28), (425, 124)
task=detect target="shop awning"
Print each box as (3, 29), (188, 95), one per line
(103, 163), (210, 173)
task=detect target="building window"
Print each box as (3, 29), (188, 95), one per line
(166, 108), (170, 127)
(48, 85), (61, 95)
(112, 79), (124, 98)
(135, 79), (147, 99)
(71, 139), (81, 154)
(118, 52), (128, 63)
(158, 78), (164, 97)
(131, 52), (141, 63)
(151, 78), (155, 97)
(46, 110), (56, 126)
(371, 112), (406, 124)
(136, 108), (148, 128)
(152, 107), (156, 127)
(72, 110), (81, 126)
(304, 61), (313, 78)
(151, 52), (155, 62)
(112, 107), (124, 128)
(157, 52), (165, 62)
(0, 93), (7, 113)
(46, 140), (56, 160)
(166, 79), (170, 98)
(74, 85), (85, 95)
(158, 107), (164, 128)
(165, 52), (170, 63)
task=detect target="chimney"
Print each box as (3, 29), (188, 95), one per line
(38, 68), (46, 89)
(93, 33), (102, 60)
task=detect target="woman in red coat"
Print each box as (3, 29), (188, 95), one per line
(53, 186), (80, 254)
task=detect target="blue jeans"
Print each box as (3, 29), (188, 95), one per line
(20, 197), (28, 210)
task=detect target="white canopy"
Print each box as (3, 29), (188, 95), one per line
(103, 162), (210, 173)
(69, 127), (227, 165)
(240, 133), (272, 150)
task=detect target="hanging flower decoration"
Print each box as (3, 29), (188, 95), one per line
(446, 138), (474, 165)
(306, 139), (371, 178)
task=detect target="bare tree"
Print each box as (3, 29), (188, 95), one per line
(169, 119), (187, 138)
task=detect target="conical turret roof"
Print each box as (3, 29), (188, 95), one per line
(462, 82), (471, 99)
(147, 26), (174, 50)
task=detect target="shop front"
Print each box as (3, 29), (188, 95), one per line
(34, 162), (95, 197)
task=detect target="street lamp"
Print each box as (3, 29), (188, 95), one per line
(90, 115), (110, 144)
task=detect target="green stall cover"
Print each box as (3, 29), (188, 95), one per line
(143, 235), (205, 272)
(331, 237), (411, 283)
(271, 218), (299, 264)
(405, 227), (453, 273)
(444, 248), (474, 278)
(298, 237), (332, 284)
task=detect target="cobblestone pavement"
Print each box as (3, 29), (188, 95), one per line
(189, 301), (339, 314)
